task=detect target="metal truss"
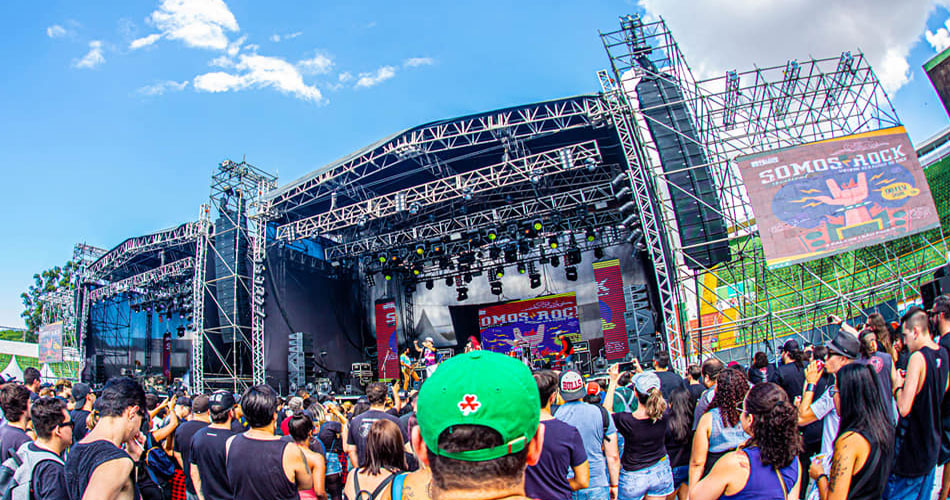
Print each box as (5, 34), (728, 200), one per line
(600, 15), (940, 363)
(190, 205), (210, 393)
(276, 141), (603, 240)
(37, 288), (80, 376)
(324, 182), (617, 260)
(598, 68), (686, 372)
(84, 223), (199, 282)
(85, 258), (195, 303)
(266, 96), (610, 212)
(250, 178), (274, 386)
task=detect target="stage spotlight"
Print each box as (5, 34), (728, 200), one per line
(462, 186), (474, 200)
(358, 215), (368, 228)
(532, 219), (543, 232)
(445, 276), (454, 286)
(529, 273), (542, 289)
(486, 228), (498, 242)
(614, 186), (631, 200)
(176, 326), (186, 338)
(425, 280), (434, 290)
(430, 240), (445, 256)
(611, 172), (628, 189)
(586, 227), (596, 242)
(457, 287), (469, 301)
(619, 200), (637, 215)
(464, 273), (473, 284)
(565, 266), (578, 281)
(622, 213), (639, 227)
(550, 255), (560, 268)
(439, 257), (450, 270)
(566, 248), (582, 266)
(494, 267), (505, 279)
(548, 236), (559, 250)
(377, 252), (388, 264)
(529, 171), (542, 184)
(517, 263), (526, 274)
(490, 281), (503, 296)
(408, 202), (421, 215)
(518, 240), (531, 255)
(594, 247), (605, 259)
(411, 263), (423, 276)
(504, 245), (518, 263)
(489, 246), (501, 260)
(585, 157), (598, 172)
(383, 272), (393, 281)
(415, 243), (426, 256)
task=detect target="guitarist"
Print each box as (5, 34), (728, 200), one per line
(399, 348), (420, 391)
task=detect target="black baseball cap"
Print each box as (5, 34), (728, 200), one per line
(72, 383), (92, 402)
(208, 391), (235, 412)
(827, 330), (860, 359)
(781, 339), (801, 353)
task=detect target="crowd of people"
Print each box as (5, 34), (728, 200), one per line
(2, 298), (950, 499)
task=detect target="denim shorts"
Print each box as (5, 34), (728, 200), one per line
(671, 465), (689, 488)
(618, 456), (674, 499)
(572, 486), (610, 500)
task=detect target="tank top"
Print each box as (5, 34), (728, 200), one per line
(65, 439), (137, 500)
(226, 434), (298, 500)
(708, 407), (750, 453)
(722, 447), (798, 500)
(841, 429), (892, 500)
(894, 345), (949, 477)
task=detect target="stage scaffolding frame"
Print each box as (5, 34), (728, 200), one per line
(600, 15), (946, 362)
(193, 160), (276, 393)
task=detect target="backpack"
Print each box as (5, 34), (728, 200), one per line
(0, 441), (64, 500)
(597, 405), (611, 443)
(143, 433), (176, 485)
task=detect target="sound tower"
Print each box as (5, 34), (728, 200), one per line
(636, 76), (730, 269)
(921, 265), (950, 310)
(626, 285), (657, 363)
(212, 209), (251, 342)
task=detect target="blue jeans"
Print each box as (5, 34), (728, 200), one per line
(572, 486), (610, 500)
(883, 467), (936, 500)
(618, 457), (674, 499)
(671, 465), (689, 489)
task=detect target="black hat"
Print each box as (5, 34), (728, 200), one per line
(72, 383), (92, 402)
(208, 391), (235, 412)
(827, 330), (860, 360)
(781, 339), (801, 353)
(176, 396), (192, 408)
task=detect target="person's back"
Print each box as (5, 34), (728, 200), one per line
(708, 407), (749, 454)
(773, 361), (805, 403)
(343, 419), (406, 500)
(894, 343), (948, 477)
(555, 400), (616, 493)
(0, 384), (33, 462)
(347, 383), (406, 468)
(66, 440), (132, 499)
(191, 425), (236, 500)
(721, 446), (798, 500)
(525, 371), (588, 500)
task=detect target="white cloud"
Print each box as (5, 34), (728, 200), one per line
(130, 33), (162, 50)
(73, 41), (105, 69)
(298, 53), (333, 75)
(637, 0), (941, 94)
(244, 43), (260, 53)
(144, 0), (239, 51)
(193, 54), (323, 102)
(403, 57), (434, 68)
(138, 80), (189, 95)
(338, 71), (352, 82)
(226, 35), (246, 57)
(46, 25), (67, 38)
(209, 55), (234, 68)
(271, 31), (302, 43)
(355, 65), (396, 88)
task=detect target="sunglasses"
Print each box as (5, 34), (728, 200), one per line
(58, 421), (75, 429)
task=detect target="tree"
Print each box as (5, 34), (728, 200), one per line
(20, 260), (79, 341)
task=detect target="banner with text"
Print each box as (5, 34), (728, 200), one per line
(593, 259), (630, 359)
(375, 299), (399, 380)
(479, 293), (580, 359)
(736, 126), (940, 268)
(38, 322), (63, 364)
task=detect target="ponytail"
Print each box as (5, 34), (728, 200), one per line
(636, 388), (667, 422)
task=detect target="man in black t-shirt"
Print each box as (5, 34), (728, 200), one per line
(68, 382), (94, 442)
(770, 339), (806, 404)
(174, 394), (210, 499)
(686, 364), (705, 402)
(345, 382), (406, 467)
(652, 351), (685, 400)
(0, 383), (32, 462)
(23, 367), (40, 402)
(28, 397), (73, 500)
(191, 391), (237, 500)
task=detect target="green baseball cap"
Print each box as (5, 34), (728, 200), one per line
(417, 350), (540, 462)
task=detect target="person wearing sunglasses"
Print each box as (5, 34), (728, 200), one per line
(18, 396), (74, 500)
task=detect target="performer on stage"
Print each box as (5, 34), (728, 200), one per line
(399, 347), (420, 391)
(554, 333), (575, 369)
(414, 337), (439, 378)
(463, 336), (481, 353)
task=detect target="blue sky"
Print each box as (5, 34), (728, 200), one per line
(2, 0), (950, 328)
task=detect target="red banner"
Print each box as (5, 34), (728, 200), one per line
(593, 259), (629, 360)
(162, 331), (172, 383)
(374, 300), (399, 380)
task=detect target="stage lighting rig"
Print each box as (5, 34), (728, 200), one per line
(566, 248), (582, 266)
(517, 263), (527, 274)
(550, 255), (560, 268)
(594, 247), (605, 259)
(445, 276), (454, 286)
(408, 202), (421, 215)
(411, 263), (423, 276)
(493, 267), (505, 279)
(414, 243), (426, 256)
(486, 227), (498, 242)
(377, 252), (388, 264)
(585, 157), (598, 172)
(425, 280), (434, 290)
(383, 271), (393, 281)
(504, 245), (518, 263)
(548, 236), (559, 250)
(565, 266), (578, 281)
(529, 262), (541, 288)
(464, 273), (473, 284)
(489, 246), (501, 260)
(457, 287), (469, 301)
(585, 227), (596, 242)
(490, 281), (503, 296)
(438, 257), (450, 270)
(176, 326), (186, 338)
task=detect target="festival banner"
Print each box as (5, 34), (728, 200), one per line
(374, 299), (399, 380)
(478, 293), (580, 359)
(37, 322), (63, 364)
(162, 331), (172, 383)
(736, 126), (940, 268)
(592, 260), (630, 360)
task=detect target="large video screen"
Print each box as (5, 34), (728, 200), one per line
(736, 126), (940, 268)
(478, 292), (580, 359)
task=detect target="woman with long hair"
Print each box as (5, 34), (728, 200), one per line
(343, 419), (407, 500)
(748, 352), (773, 385)
(808, 364), (893, 499)
(866, 313), (894, 358)
(689, 368), (751, 491)
(665, 387), (695, 500)
(289, 411), (327, 500)
(319, 402), (349, 500)
(692, 382), (803, 499)
(609, 369), (674, 500)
